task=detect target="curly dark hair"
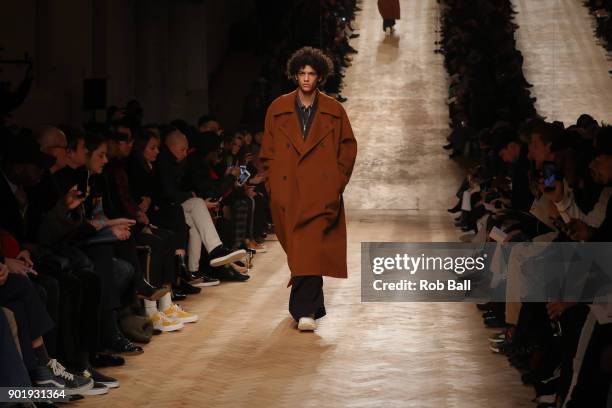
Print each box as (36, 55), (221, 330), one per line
(286, 46), (334, 87)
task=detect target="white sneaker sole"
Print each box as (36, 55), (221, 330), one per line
(176, 315), (199, 324)
(210, 249), (247, 267)
(297, 319), (316, 331)
(155, 322), (184, 332)
(99, 380), (120, 389)
(192, 280), (220, 287)
(65, 379), (94, 395)
(81, 384), (109, 395)
(35, 379), (65, 388)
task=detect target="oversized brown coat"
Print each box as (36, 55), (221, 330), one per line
(260, 90), (357, 282)
(378, 0), (401, 20)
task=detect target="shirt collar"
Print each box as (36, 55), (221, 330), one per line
(296, 90), (319, 111)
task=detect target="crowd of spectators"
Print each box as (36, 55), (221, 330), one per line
(440, 0), (612, 406)
(0, 1), (361, 403)
(584, 0), (612, 54)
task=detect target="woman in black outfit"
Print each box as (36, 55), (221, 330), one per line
(126, 130), (195, 288)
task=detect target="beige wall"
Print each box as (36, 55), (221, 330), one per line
(0, 0), (251, 127)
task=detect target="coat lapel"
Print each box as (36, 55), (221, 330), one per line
(278, 111), (304, 156)
(301, 109), (334, 159)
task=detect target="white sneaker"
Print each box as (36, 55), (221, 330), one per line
(297, 317), (316, 331)
(151, 311), (184, 332)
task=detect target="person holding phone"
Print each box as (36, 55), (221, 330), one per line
(261, 47), (357, 331)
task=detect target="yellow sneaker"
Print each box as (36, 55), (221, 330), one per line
(163, 304), (199, 324)
(150, 311), (184, 332)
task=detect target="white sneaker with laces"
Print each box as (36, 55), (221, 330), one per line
(297, 317), (316, 331)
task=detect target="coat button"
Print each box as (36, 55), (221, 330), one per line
(282, 176), (287, 180)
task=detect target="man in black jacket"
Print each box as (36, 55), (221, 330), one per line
(158, 127), (247, 280)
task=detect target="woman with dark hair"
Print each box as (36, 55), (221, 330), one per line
(127, 131), (200, 291)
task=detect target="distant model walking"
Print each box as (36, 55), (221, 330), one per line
(378, 0), (400, 33)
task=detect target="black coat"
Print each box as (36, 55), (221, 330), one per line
(126, 156), (160, 207)
(156, 147), (193, 206)
(0, 173), (27, 242)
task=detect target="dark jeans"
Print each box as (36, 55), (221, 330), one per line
(0, 310), (31, 387)
(0, 274), (55, 370)
(289, 276), (326, 321)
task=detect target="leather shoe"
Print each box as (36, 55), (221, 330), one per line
(108, 335), (144, 355)
(447, 202), (461, 213)
(90, 353), (125, 368)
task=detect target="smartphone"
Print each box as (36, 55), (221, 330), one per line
(237, 165), (251, 186)
(542, 161), (558, 192)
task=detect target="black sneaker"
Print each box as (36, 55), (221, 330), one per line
(91, 353), (125, 368)
(177, 278), (202, 294)
(46, 359), (93, 395)
(137, 281), (170, 301)
(193, 274), (220, 287)
(171, 289), (187, 302)
(212, 266), (250, 282)
(208, 246), (247, 267)
(82, 367), (119, 389)
(30, 365), (66, 388)
(108, 335), (144, 355)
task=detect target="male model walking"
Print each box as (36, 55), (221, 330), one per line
(260, 47), (357, 331)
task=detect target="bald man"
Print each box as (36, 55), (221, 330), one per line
(157, 128), (247, 283)
(36, 126), (67, 175)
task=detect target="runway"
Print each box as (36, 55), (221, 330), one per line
(77, 0), (611, 406)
